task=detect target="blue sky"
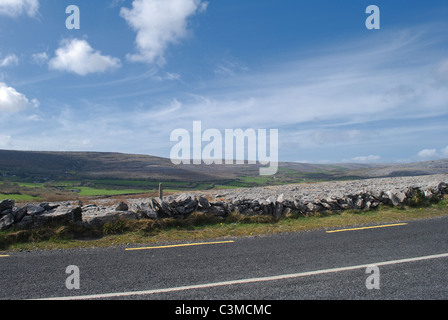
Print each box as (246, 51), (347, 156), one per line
(0, 0), (447, 164)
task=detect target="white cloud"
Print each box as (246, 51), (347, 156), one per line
(3, 23), (447, 162)
(0, 0), (39, 17)
(350, 155), (381, 163)
(417, 149), (438, 158)
(415, 146), (448, 159)
(0, 82), (38, 113)
(72, 25), (447, 161)
(120, 0), (208, 64)
(0, 54), (19, 67)
(140, 27), (446, 135)
(48, 39), (121, 76)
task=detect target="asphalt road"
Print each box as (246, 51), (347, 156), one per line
(1, 216), (448, 301)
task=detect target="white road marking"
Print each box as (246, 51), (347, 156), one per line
(36, 252), (448, 300)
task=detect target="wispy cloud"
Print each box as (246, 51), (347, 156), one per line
(214, 58), (248, 77)
(0, 54), (19, 67)
(434, 59), (448, 82)
(151, 29), (446, 140)
(4, 22), (448, 162)
(0, 0), (39, 18)
(31, 52), (48, 65)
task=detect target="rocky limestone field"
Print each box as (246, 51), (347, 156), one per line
(1, 174), (447, 232)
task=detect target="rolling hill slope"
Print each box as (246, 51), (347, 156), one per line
(0, 149), (447, 188)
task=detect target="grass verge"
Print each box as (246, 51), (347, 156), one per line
(1, 197), (448, 252)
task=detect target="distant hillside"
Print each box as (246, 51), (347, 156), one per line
(0, 149), (447, 188)
(359, 159), (448, 178)
(0, 150), (217, 182)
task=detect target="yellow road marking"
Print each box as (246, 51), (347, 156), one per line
(326, 223), (408, 234)
(125, 240), (235, 251)
(0, 255), (10, 258)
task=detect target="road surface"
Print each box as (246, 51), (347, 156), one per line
(1, 216), (447, 301)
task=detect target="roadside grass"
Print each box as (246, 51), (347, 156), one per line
(1, 196), (447, 252)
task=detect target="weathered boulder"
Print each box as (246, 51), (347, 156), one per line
(186, 198), (198, 209)
(1, 209), (12, 216)
(198, 196), (210, 210)
(438, 182), (447, 194)
(130, 203), (157, 219)
(293, 200), (308, 213)
(174, 194), (192, 206)
(164, 195), (176, 205)
(175, 206), (186, 214)
(12, 206), (28, 223)
(152, 197), (173, 218)
(34, 210), (72, 227)
(115, 202), (129, 212)
(39, 202), (59, 211)
(370, 201), (380, 209)
(320, 201), (332, 211)
(307, 202), (324, 213)
(210, 203), (226, 217)
(15, 215), (34, 229)
(26, 204), (46, 216)
(70, 207), (83, 223)
(85, 211), (138, 227)
(0, 199), (15, 214)
(385, 190), (407, 206)
(0, 213), (14, 231)
(273, 194), (285, 218)
(354, 197), (364, 210)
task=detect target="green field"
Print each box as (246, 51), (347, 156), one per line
(0, 194), (42, 202)
(0, 173), (299, 202)
(0, 180), (154, 202)
(0, 167), (382, 202)
(73, 187), (152, 197)
(0, 178), (222, 202)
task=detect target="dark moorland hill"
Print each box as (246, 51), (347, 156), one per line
(0, 149), (447, 187)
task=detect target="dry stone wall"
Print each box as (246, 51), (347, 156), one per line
(0, 174), (447, 231)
